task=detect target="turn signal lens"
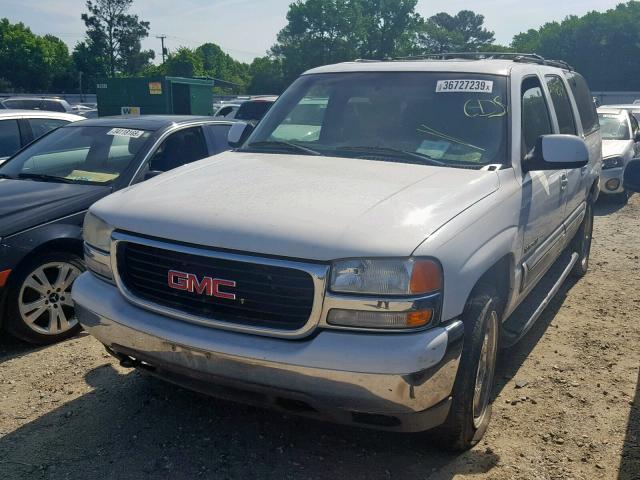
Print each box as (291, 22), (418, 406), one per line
(327, 308), (433, 329)
(409, 260), (442, 294)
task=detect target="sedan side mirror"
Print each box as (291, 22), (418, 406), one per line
(227, 122), (254, 149)
(523, 135), (589, 172)
(623, 159), (640, 192)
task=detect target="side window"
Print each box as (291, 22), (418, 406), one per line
(545, 75), (577, 135)
(43, 100), (65, 112)
(203, 124), (232, 155)
(0, 119), (22, 157)
(566, 72), (599, 135)
(521, 77), (553, 159)
(148, 126), (208, 172)
(28, 118), (69, 139)
(629, 113), (639, 136)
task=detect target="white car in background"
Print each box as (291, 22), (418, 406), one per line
(0, 110), (83, 165)
(597, 107), (640, 202)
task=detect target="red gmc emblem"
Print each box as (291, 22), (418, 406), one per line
(167, 270), (236, 300)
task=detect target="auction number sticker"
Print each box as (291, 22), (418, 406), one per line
(107, 128), (145, 138)
(436, 80), (493, 93)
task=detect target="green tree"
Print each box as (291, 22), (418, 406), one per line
(163, 47), (203, 77)
(248, 56), (286, 94)
(80, 0), (153, 78)
(0, 19), (76, 92)
(419, 10), (495, 53)
(358, 0), (422, 58)
(511, 1), (640, 90)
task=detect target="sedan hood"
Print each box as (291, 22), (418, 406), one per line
(93, 152), (500, 260)
(0, 179), (110, 237)
(602, 140), (630, 158)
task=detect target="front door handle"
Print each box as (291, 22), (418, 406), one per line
(560, 175), (569, 190)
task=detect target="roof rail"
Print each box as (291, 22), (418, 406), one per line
(355, 52), (574, 71)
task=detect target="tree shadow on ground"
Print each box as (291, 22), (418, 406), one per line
(618, 368), (639, 480)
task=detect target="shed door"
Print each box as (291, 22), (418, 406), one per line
(172, 83), (191, 114)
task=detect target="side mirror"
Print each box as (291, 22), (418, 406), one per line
(144, 170), (163, 181)
(623, 159), (640, 192)
(523, 135), (589, 172)
(227, 122), (254, 148)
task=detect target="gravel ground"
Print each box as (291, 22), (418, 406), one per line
(0, 196), (638, 480)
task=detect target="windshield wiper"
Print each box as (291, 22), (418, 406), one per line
(245, 140), (322, 156)
(339, 146), (447, 167)
(0, 173), (15, 179)
(17, 173), (75, 183)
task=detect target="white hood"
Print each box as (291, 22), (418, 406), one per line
(602, 140), (630, 159)
(92, 152), (500, 261)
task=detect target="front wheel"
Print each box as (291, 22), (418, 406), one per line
(432, 286), (501, 451)
(4, 251), (84, 344)
(570, 201), (594, 278)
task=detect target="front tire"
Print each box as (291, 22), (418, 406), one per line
(432, 286), (501, 451)
(4, 251), (84, 344)
(570, 201), (593, 278)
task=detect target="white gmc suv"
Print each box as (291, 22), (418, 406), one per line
(73, 55), (603, 450)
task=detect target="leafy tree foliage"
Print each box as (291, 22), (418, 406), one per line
(0, 19), (75, 92)
(248, 56), (286, 94)
(419, 10), (495, 53)
(511, 1), (640, 90)
(79, 0), (154, 78)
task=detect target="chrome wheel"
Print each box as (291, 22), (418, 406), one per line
(472, 310), (498, 429)
(18, 262), (81, 335)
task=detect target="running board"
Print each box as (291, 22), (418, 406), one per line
(501, 251), (579, 348)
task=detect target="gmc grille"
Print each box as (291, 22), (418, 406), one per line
(117, 242), (315, 331)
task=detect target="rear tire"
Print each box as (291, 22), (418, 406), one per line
(4, 251), (84, 345)
(570, 201), (593, 278)
(432, 285), (501, 451)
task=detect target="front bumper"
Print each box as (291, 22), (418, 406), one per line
(73, 273), (464, 432)
(599, 167), (625, 194)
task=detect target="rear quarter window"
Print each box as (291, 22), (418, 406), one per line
(565, 72), (599, 136)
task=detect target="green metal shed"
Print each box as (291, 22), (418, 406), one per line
(96, 76), (216, 117)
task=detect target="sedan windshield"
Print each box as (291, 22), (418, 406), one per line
(598, 114), (630, 140)
(244, 72), (508, 167)
(0, 126), (152, 184)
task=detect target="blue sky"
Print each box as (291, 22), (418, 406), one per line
(2, 0), (625, 63)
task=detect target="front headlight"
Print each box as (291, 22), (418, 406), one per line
(83, 211), (114, 252)
(329, 258), (442, 295)
(83, 212), (115, 282)
(602, 156), (624, 170)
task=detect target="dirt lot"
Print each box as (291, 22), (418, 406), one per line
(0, 196), (638, 480)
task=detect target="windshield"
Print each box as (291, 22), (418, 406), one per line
(598, 113), (630, 140)
(0, 125), (152, 184)
(245, 72), (508, 167)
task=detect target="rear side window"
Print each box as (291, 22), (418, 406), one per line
(149, 126), (209, 172)
(521, 77), (553, 158)
(566, 72), (599, 135)
(43, 100), (66, 112)
(203, 124), (232, 155)
(28, 118), (69, 139)
(0, 119), (22, 157)
(545, 75), (577, 135)
(235, 101), (273, 122)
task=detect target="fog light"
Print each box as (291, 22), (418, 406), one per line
(605, 178), (620, 191)
(327, 309), (432, 329)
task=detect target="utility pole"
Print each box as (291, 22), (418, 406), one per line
(156, 35), (167, 63)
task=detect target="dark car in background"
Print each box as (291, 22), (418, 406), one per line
(0, 115), (234, 344)
(234, 96), (278, 124)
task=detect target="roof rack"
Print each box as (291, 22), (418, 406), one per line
(354, 52), (574, 71)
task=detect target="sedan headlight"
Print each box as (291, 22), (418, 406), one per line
(602, 156), (624, 170)
(329, 258), (442, 295)
(83, 212), (115, 282)
(83, 212), (114, 252)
